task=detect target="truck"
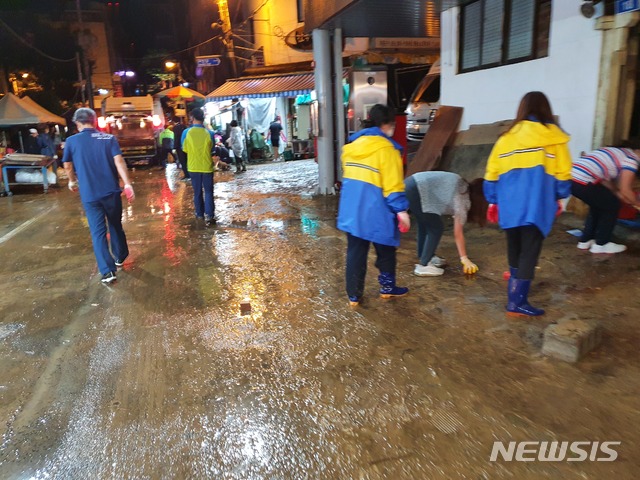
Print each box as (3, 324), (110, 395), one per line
(98, 95), (164, 165)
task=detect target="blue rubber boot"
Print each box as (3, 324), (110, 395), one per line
(348, 295), (362, 307)
(506, 278), (545, 317)
(378, 272), (409, 299)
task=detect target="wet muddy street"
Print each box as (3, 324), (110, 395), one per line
(1, 160), (639, 479)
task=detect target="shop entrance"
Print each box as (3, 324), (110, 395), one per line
(626, 25), (640, 143)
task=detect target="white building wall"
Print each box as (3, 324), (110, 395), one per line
(441, 2), (604, 155)
(250, 0), (314, 65)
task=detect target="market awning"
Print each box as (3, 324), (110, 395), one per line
(0, 93), (65, 126)
(206, 72), (315, 101)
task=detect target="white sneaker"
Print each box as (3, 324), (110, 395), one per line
(429, 255), (447, 268)
(577, 240), (595, 250)
(589, 242), (627, 254)
(414, 264), (444, 276)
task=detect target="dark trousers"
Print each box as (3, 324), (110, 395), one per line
(416, 214), (443, 265)
(571, 181), (620, 246)
(346, 233), (396, 298)
(189, 172), (214, 218)
(405, 176), (444, 265)
(505, 226), (544, 280)
(176, 150), (189, 178)
(83, 192), (128, 275)
(160, 148), (173, 168)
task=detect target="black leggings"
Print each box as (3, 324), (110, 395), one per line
(571, 181), (620, 246)
(345, 233), (396, 298)
(506, 226), (544, 280)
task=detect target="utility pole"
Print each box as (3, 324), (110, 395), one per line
(76, 0), (94, 108)
(76, 52), (86, 104)
(217, 0), (238, 78)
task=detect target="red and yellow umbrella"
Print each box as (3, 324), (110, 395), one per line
(154, 86), (205, 100)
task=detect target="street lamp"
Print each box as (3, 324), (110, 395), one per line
(164, 61), (182, 85)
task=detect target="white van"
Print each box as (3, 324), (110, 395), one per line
(405, 60), (440, 142)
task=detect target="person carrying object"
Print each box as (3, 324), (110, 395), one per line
(173, 117), (190, 181)
(484, 91), (572, 317)
(227, 120), (246, 173)
(337, 104), (411, 307)
(571, 145), (640, 254)
(405, 172), (485, 277)
(62, 108), (135, 284)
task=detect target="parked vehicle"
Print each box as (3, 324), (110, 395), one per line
(405, 60), (441, 142)
(98, 96), (163, 165)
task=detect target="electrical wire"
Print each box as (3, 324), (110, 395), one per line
(160, 34), (224, 59)
(232, 44), (264, 54)
(0, 16), (76, 63)
(235, 0), (270, 30)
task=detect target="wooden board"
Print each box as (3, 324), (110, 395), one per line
(405, 106), (463, 177)
(3, 153), (51, 165)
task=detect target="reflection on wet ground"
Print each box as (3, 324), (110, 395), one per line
(0, 160), (639, 478)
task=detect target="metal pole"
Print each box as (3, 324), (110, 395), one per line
(76, 52), (85, 104)
(217, 0), (238, 78)
(76, 0), (94, 108)
(313, 29), (335, 195)
(333, 28), (345, 182)
(227, 36), (238, 78)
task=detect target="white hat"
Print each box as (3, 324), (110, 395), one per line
(29, 128), (38, 134)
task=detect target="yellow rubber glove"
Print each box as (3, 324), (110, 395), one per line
(460, 256), (478, 275)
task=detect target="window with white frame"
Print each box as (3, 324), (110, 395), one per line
(459, 0), (551, 73)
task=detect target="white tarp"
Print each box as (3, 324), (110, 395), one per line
(0, 93), (65, 126)
(245, 98), (275, 136)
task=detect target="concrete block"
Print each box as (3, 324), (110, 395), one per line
(542, 319), (602, 362)
(240, 299), (251, 316)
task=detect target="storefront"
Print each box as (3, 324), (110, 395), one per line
(206, 71), (318, 158)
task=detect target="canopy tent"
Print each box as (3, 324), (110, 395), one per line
(0, 93), (65, 126)
(155, 86), (205, 99)
(206, 72), (315, 101)
(20, 97), (66, 125)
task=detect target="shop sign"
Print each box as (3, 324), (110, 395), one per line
(372, 37), (440, 50)
(196, 56), (221, 67)
(615, 0), (640, 14)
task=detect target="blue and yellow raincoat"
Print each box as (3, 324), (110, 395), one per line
(337, 127), (409, 246)
(483, 120), (572, 237)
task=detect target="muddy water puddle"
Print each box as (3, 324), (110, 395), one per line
(0, 160), (639, 478)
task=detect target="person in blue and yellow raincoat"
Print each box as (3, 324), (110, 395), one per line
(484, 91), (572, 317)
(337, 104), (411, 306)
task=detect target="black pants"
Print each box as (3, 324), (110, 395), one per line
(176, 150), (189, 178)
(506, 226), (544, 280)
(346, 233), (396, 298)
(405, 177), (444, 265)
(571, 181), (620, 246)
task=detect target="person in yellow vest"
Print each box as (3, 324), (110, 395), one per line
(157, 124), (174, 169)
(181, 108), (216, 225)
